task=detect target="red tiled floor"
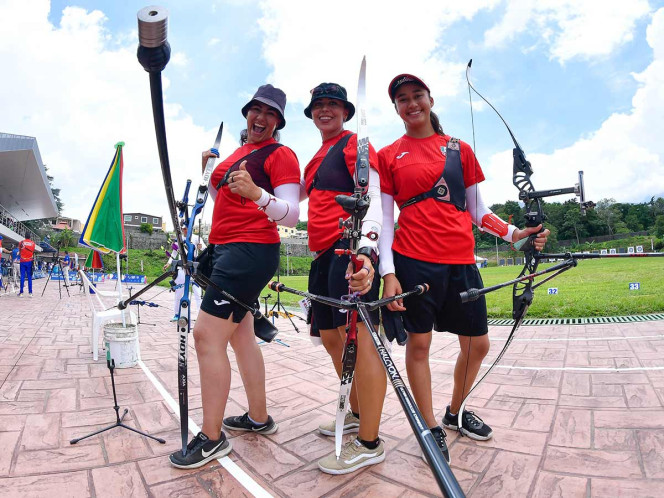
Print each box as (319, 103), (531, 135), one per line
(472, 451), (540, 497)
(91, 462), (149, 498)
(1, 279), (664, 496)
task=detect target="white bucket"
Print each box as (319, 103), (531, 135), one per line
(103, 322), (138, 368)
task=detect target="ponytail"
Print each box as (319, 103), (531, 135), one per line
(430, 111), (445, 137)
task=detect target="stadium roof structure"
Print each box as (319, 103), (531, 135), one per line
(0, 132), (58, 222)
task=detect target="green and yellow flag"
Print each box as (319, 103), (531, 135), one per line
(79, 142), (126, 254)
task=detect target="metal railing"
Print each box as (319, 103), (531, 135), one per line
(0, 203), (40, 242)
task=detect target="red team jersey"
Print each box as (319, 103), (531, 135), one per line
(305, 130), (379, 252)
(378, 134), (484, 265)
(19, 239), (36, 262)
(208, 139), (300, 245)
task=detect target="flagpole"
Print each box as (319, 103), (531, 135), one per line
(117, 252), (126, 326)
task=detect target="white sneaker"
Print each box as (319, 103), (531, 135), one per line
(319, 411), (360, 436)
(318, 438), (385, 475)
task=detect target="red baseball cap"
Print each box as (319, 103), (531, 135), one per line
(388, 74), (430, 102)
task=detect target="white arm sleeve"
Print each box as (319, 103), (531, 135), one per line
(466, 183), (517, 242)
(358, 168), (382, 251)
(254, 183), (301, 227)
(378, 192), (396, 277)
(299, 177), (308, 202)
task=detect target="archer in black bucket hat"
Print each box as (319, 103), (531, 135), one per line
(304, 83), (355, 122)
(241, 84), (287, 130)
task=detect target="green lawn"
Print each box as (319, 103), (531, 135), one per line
(262, 259), (664, 318)
(65, 246), (662, 318)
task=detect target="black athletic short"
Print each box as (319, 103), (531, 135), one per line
(394, 251), (488, 337)
(308, 239), (381, 331)
(200, 242), (280, 322)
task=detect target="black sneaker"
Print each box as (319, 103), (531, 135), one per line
(442, 405), (493, 441)
(169, 432), (231, 469)
(421, 426), (450, 465)
(222, 412), (278, 435)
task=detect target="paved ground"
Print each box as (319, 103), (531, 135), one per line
(1, 277), (664, 497)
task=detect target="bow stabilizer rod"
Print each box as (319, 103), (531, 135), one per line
(136, 6), (278, 457)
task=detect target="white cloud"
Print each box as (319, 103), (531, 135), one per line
(254, 0), (499, 162)
(246, 0), (662, 210)
(257, 0), (498, 107)
(0, 0), (234, 229)
(484, 0), (652, 63)
(480, 7), (664, 206)
(170, 51), (189, 67)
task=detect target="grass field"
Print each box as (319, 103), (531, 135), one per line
(263, 258), (664, 318)
(63, 246), (662, 318)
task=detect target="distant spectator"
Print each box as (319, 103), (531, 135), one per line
(62, 250), (71, 287)
(11, 245), (20, 278)
(0, 235), (7, 287)
(18, 236), (36, 297)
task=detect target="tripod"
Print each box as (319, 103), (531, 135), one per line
(259, 294), (289, 347)
(70, 357), (165, 445)
(1, 264), (17, 294)
(41, 251), (70, 299)
(269, 271), (301, 335)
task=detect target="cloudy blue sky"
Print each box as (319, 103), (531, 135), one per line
(1, 0), (663, 228)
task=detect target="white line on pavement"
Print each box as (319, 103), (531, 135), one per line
(417, 356), (664, 372)
(137, 359), (273, 498)
(505, 334), (664, 342)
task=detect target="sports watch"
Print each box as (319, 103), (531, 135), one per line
(357, 246), (378, 266)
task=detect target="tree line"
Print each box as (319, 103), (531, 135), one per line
(296, 197), (664, 251)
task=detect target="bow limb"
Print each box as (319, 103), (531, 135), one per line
(466, 60), (522, 151)
(332, 57), (369, 458)
(459, 60), (541, 431)
(457, 256), (535, 430)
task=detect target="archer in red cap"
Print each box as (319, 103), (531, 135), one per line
(377, 73), (551, 461)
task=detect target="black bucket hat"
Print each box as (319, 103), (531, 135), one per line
(304, 82), (355, 121)
(388, 74), (430, 102)
(241, 84), (287, 130)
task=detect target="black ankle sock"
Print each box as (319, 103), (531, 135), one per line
(358, 437), (379, 450)
(352, 411), (360, 419)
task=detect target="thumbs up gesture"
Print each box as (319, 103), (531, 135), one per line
(228, 161), (261, 201)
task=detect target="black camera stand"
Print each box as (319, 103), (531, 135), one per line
(41, 249), (70, 299)
(70, 358), (165, 445)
